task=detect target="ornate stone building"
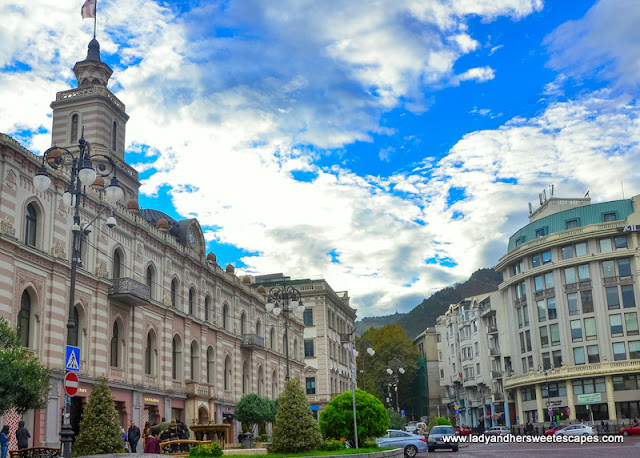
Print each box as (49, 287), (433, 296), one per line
(0, 38), (304, 448)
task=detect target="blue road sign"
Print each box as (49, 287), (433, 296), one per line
(65, 345), (81, 372)
(401, 410), (405, 416)
(455, 409), (459, 415)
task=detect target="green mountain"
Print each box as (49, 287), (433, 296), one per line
(355, 268), (503, 339)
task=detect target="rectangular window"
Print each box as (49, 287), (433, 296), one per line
(564, 268), (577, 285)
(550, 323), (560, 346)
(552, 350), (562, 368)
(306, 377), (316, 394)
(575, 242), (587, 257)
(520, 332), (526, 353)
(562, 245), (573, 259)
(615, 236), (628, 249)
(577, 264), (590, 281)
(548, 298), (557, 320)
(566, 219), (578, 229)
(534, 275), (544, 292)
(595, 377), (606, 393)
(599, 238), (613, 253)
(574, 347), (585, 365)
(622, 285), (636, 308)
(581, 290), (594, 314)
(544, 272), (554, 289)
(525, 330), (532, 352)
(587, 345), (600, 363)
(539, 326), (549, 348)
(584, 317), (597, 341)
(528, 355), (533, 370)
(629, 341), (640, 359)
(522, 357), (528, 373)
(523, 304), (530, 327)
(571, 320), (583, 342)
(607, 287), (620, 310)
(610, 314), (623, 337)
(542, 251), (552, 264)
(515, 238), (523, 247)
(518, 307), (523, 328)
(625, 312), (639, 336)
(618, 258), (632, 277)
(303, 309), (314, 326)
(304, 340), (315, 357)
(542, 352), (551, 369)
(573, 380), (584, 395)
(537, 301), (546, 322)
(604, 212), (617, 222)
(613, 342), (626, 361)
(567, 293), (579, 316)
(532, 254), (541, 268)
(536, 228), (546, 238)
(602, 260), (616, 278)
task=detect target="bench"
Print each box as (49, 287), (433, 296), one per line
(10, 447), (61, 458)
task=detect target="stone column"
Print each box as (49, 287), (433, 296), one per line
(605, 375), (616, 420)
(535, 384), (544, 423)
(566, 379), (576, 421)
(516, 387), (524, 425)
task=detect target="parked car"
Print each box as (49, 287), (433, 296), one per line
(427, 425), (458, 453)
(377, 429), (428, 457)
(619, 424), (640, 435)
(544, 425), (563, 436)
(554, 424), (595, 436)
(485, 426), (511, 435)
(404, 422), (418, 433)
(455, 425), (471, 435)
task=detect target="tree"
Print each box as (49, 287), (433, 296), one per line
(235, 394), (276, 436)
(387, 408), (406, 430)
(271, 379), (322, 453)
(0, 318), (50, 415)
(319, 390), (389, 447)
(73, 378), (125, 456)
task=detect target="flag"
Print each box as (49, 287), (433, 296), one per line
(81, 0), (96, 19)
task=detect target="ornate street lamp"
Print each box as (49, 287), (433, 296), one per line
(387, 357), (405, 413)
(265, 284), (305, 380)
(537, 364), (556, 422)
(355, 337), (375, 390)
(33, 131), (124, 458)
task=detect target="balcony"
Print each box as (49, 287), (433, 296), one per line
(185, 381), (216, 399)
(479, 304), (494, 318)
(491, 370), (503, 379)
(514, 296), (527, 308)
(489, 347), (501, 356)
(460, 334), (471, 342)
(492, 391), (504, 401)
(488, 326), (498, 334)
(241, 333), (265, 350)
(108, 277), (150, 306)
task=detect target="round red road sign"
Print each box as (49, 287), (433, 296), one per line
(64, 372), (79, 397)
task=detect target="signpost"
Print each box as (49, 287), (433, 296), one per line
(65, 345), (81, 372)
(64, 372), (79, 397)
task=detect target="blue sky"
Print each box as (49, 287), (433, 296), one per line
(2, 0), (640, 318)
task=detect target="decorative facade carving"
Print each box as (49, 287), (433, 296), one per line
(5, 169), (16, 189)
(136, 242), (143, 261)
(0, 216), (15, 236)
(163, 292), (172, 306)
(96, 261), (109, 278)
(51, 241), (66, 259)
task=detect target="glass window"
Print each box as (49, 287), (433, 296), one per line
(541, 352), (551, 369)
(575, 242), (587, 257)
(542, 251), (552, 264)
(539, 326), (549, 348)
(584, 317), (597, 341)
(550, 323), (560, 346)
(306, 377), (316, 395)
(518, 307), (523, 328)
(607, 287), (620, 310)
(574, 347), (585, 365)
(303, 309), (313, 326)
(566, 220), (578, 229)
(535, 276), (544, 292)
(615, 236), (628, 249)
(604, 212), (617, 222)
(515, 238), (523, 247)
(577, 264), (590, 281)
(523, 304), (530, 327)
(599, 238), (613, 253)
(571, 320), (583, 342)
(552, 350), (562, 368)
(548, 298), (557, 320)
(625, 313), (639, 336)
(567, 293), (579, 316)
(544, 272), (554, 289)
(610, 314), (623, 337)
(304, 340), (315, 357)
(573, 380), (584, 396)
(525, 330), (532, 352)
(562, 245), (573, 259)
(520, 332), (526, 353)
(595, 377), (606, 393)
(581, 290), (594, 313)
(564, 268), (576, 285)
(629, 341), (640, 359)
(621, 285), (636, 308)
(532, 254), (541, 268)
(536, 228), (546, 238)
(537, 301), (546, 322)
(25, 203), (37, 247)
(587, 345), (600, 363)
(618, 258), (631, 277)
(528, 355), (533, 370)
(613, 342), (626, 361)
(602, 260), (616, 278)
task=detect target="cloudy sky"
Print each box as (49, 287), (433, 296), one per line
(2, 0), (640, 318)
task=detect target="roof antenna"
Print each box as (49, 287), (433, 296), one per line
(550, 184), (554, 196)
(528, 203), (533, 214)
(584, 190), (590, 198)
(621, 182), (625, 199)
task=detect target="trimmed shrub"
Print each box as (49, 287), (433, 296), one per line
(321, 438), (347, 451)
(189, 442), (223, 457)
(271, 379), (322, 453)
(362, 440), (379, 448)
(436, 417), (452, 426)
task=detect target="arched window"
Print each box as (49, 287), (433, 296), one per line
(111, 121), (117, 151)
(145, 330), (157, 376)
(242, 361), (249, 394)
(223, 303), (229, 330)
(257, 366), (264, 396)
(255, 319), (262, 337)
(24, 203), (37, 247)
(207, 346), (215, 384)
(240, 311), (247, 335)
(172, 335), (182, 380)
(271, 370), (278, 398)
(191, 341), (200, 382)
(70, 114), (79, 142)
(146, 265), (155, 300)
(110, 320), (124, 368)
(171, 278), (178, 307)
(270, 327), (275, 350)
(189, 287), (196, 315)
(113, 248), (122, 279)
(224, 355), (232, 391)
(205, 296), (210, 322)
(18, 290), (31, 347)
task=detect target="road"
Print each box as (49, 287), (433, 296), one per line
(418, 435), (640, 457)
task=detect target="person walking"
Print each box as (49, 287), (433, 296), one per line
(16, 421), (31, 450)
(1, 426), (9, 458)
(142, 421), (151, 449)
(143, 430), (161, 454)
(128, 421), (141, 453)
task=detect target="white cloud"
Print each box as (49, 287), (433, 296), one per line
(455, 66), (496, 84)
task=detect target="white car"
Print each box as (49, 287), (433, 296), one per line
(554, 424), (595, 436)
(485, 426), (511, 435)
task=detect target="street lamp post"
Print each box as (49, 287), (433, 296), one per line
(356, 338), (374, 390)
(387, 358), (405, 413)
(33, 132), (124, 458)
(537, 364), (555, 423)
(265, 283), (305, 380)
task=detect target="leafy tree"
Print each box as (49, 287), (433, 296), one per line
(235, 394), (276, 436)
(387, 408), (405, 430)
(271, 379), (322, 453)
(73, 378), (125, 456)
(0, 318), (50, 415)
(319, 389), (389, 447)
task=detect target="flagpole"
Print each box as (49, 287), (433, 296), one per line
(93, 0), (97, 38)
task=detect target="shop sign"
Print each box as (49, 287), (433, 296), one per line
(577, 393), (601, 405)
(144, 397), (160, 403)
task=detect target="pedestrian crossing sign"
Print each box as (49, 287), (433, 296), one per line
(65, 345), (81, 372)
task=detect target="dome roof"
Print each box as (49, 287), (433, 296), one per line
(139, 208), (177, 227)
(225, 263), (235, 274)
(207, 252), (217, 263)
(257, 285), (266, 294)
(92, 176), (105, 190)
(156, 218), (169, 232)
(127, 199), (139, 213)
(86, 38), (102, 62)
(242, 275), (251, 285)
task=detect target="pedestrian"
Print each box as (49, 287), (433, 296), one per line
(143, 430), (161, 454)
(16, 421), (31, 450)
(128, 420), (141, 453)
(142, 421), (151, 448)
(1, 426), (9, 458)
(121, 426), (129, 452)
